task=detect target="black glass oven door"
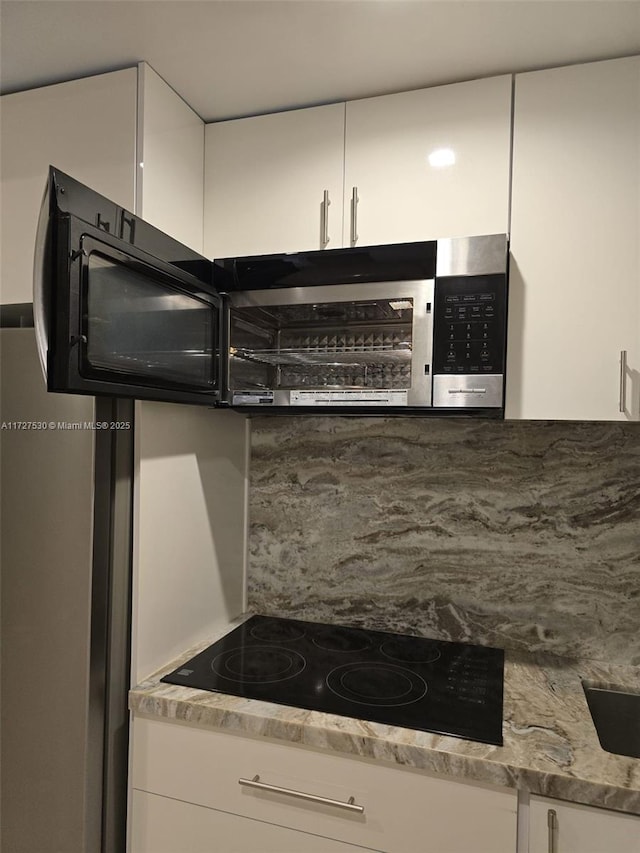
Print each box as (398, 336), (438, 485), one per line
(47, 215), (221, 405)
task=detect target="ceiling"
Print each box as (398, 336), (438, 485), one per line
(2, 0), (639, 122)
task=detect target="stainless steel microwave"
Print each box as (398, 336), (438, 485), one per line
(35, 167), (508, 415)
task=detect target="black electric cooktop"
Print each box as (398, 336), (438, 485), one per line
(161, 615), (504, 746)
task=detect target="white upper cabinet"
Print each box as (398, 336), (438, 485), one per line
(203, 77), (512, 259)
(507, 56), (640, 421)
(343, 76), (513, 246)
(529, 795), (640, 853)
(204, 103), (346, 258)
(137, 64), (205, 253)
(0, 69), (138, 305)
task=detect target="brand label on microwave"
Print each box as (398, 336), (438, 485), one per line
(232, 391), (274, 405)
(289, 390), (409, 407)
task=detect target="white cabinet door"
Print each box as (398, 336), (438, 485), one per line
(0, 69), (137, 305)
(529, 795), (640, 853)
(131, 790), (377, 853)
(343, 76), (512, 247)
(507, 57), (640, 421)
(137, 63), (205, 252)
(131, 715), (518, 853)
(204, 103), (345, 258)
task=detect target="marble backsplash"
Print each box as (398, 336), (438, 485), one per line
(247, 418), (640, 665)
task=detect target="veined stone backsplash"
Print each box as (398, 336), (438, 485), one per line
(248, 418), (640, 665)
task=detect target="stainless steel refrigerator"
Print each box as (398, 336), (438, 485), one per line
(1, 305), (133, 853)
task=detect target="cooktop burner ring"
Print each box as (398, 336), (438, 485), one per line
(211, 645), (306, 684)
(326, 661), (428, 708)
(380, 637), (442, 665)
(312, 626), (372, 653)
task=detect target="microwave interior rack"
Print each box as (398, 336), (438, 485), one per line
(230, 343), (412, 367)
(228, 301), (416, 391)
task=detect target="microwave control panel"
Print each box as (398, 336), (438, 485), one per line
(432, 274), (507, 377)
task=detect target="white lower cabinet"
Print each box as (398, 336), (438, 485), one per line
(130, 715), (518, 853)
(529, 795), (640, 853)
(131, 790), (375, 852)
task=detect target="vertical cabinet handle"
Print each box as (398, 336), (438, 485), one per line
(350, 186), (359, 246)
(547, 808), (558, 853)
(321, 190), (330, 248)
(619, 349), (627, 413)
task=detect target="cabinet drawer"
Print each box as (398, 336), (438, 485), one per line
(131, 790), (377, 853)
(131, 715), (517, 853)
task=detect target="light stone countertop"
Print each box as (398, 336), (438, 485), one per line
(129, 615), (640, 816)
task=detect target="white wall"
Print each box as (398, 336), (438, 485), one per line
(132, 403), (248, 683)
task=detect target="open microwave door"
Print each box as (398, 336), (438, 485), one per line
(34, 168), (221, 405)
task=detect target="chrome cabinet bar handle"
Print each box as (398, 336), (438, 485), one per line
(239, 775), (365, 814)
(547, 808), (558, 853)
(321, 190), (330, 248)
(619, 349), (627, 413)
(350, 186), (359, 246)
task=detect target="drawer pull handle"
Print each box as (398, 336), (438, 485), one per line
(238, 774), (365, 814)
